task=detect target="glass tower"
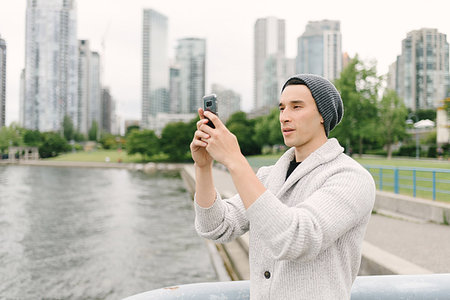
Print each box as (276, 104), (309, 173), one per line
(254, 17), (286, 110)
(396, 28), (449, 110)
(296, 20), (342, 81)
(175, 38), (206, 114)
(23, 0), (78, 132)
(0, 35), (6, 127)
(142, 9), (169, 129)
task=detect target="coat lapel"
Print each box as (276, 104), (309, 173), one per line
(266, 139), (344, 198)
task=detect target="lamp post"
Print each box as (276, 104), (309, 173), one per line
(406, 113), (419, 159)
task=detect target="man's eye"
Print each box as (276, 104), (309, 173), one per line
(294, 106), (301, 109)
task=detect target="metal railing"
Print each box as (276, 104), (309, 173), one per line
(124, 273), (450, 300)
(363, 165), (450, 201)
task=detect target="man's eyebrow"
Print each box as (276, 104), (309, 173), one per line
(279, 100), (306, 106)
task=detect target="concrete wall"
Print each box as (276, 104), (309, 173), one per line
(374, 191), (450, 225)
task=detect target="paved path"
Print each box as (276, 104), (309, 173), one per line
(364, 213), (450, 273)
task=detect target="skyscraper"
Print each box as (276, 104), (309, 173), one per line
(175, 38), (206, 113)
(101, 87), (114, 134)
(169, 64), (181, 113)
(254, 17), (286, 109)
(142, 9), (169, 129)
(211, 84), (241, 123)
(391, 28), (449, 110)
(296, 20), (342, 81)
(0, 35), (6, 127)
(23, 0), (78, 132)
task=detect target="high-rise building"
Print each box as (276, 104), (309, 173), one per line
(89, 52), (101, 134)
(296, 20), (342, 81)
(0, 35), (6, 127)
(78, 40), (101, 135)
(101, 87), (114, 134)
(211, 84), (241, 123)
(142, 9), (169, 129)
(254, 17), (286, 110)
(175, 37), (206, 114)
(169, 64), (181, 113)
(391, 28), (449, 110)
(23, 0), (78, 132)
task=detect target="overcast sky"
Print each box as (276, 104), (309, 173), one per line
(1, 0), (449, 126)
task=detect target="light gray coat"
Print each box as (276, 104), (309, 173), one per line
(195, 138), (376, 299)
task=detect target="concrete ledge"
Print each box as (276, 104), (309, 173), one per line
(375, 191), (450, 225)
(360, 241), (432, 276)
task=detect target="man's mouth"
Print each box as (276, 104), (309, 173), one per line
(282, 128), (295, 135)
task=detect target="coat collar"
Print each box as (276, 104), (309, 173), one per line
(266, 138), (344, 197)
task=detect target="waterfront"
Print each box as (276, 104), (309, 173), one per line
(0, 165), (216, 299)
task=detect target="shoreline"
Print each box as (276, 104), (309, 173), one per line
(0, 159), (186, 172)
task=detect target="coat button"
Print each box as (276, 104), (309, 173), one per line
(264, 271), (271, 279)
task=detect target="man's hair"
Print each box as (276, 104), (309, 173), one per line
(281, 77), (306, 92)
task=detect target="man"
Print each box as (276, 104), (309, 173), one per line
(190, 74), (375, 299)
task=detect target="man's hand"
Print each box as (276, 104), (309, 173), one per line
(190, 108), (213, 168)
(199, 111), (245, 170)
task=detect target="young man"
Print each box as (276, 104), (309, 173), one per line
(190, 74), (375, 299)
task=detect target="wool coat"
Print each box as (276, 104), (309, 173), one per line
(194, 138), (376, 299)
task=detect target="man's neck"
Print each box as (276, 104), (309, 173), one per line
(294, 136), (328, 162)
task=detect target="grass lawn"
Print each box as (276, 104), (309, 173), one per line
(47, 149), (144, 163)
(247, 154), (450, 203)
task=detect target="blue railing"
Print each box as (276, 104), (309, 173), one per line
(124, 274), (450, 300)
(363, 165), (450, 201)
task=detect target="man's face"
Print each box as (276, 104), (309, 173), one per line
(279, 84), (325, 149)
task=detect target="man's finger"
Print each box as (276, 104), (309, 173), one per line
(204, 111), (222, 128)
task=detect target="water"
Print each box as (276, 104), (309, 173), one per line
(0, 165), (216, 299)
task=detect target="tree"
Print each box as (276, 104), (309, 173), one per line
(126, 129), (159, 161)
(88, 121), (98, 141)
(416, 109), (436, 122)
(39, 132), (70, 158)
(160, 122), (193, 161)
(377, 89), (408, 159)
(23, 129), (42, 147)
(254, 107), (283, 148)
(99, 133), (118, 150)
(126, 125), (140, 137)
(332, 56), (380, 156)
(0, 123), (23, 153)
(63, 115), (74, 141)
(226, 111), (260, 156)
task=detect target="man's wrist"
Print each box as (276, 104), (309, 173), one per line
(195, 161), (213, 170)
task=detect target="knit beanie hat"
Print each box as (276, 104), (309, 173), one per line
(281, 74), (343, 137)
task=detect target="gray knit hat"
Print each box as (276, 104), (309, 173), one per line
(281, 74), (343, 137)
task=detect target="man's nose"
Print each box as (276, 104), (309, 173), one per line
(280, 110), (291, 123)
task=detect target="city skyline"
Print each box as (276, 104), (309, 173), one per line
(1, 0), (450, 126)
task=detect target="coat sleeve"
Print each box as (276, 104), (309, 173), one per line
(245, 165), (376, 262)
(194, 166), (272, 243)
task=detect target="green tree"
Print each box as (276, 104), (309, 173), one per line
(88, 121), (98, 141)
(416, 109), (436, 122)
(23, 129), (42, 147)
(226, 111), (260, 156)
(126, 125), (140, 136)
(160, 122), (193, 161)
(63, 115), (74, 141)
(126, 129), (159, 161)
(39, 132), (70, 158)
(332, 56), (380, 156)
(99, 133), (118, 150)
(254, 107), (283, 148)
(0, 123), (23, 153)
(377, 89), (408, 159)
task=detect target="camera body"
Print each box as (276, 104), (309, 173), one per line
(203, 94), (218, 128)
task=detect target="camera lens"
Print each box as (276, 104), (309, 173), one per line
(206, 101), (212, 107)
